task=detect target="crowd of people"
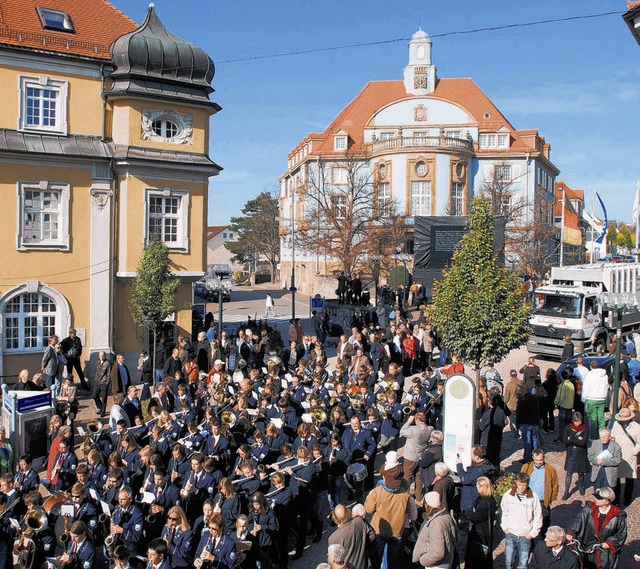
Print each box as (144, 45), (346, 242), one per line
(0, 305), (638, 569)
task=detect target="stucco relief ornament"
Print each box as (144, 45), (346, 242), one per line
(414, 104), (428, 121)
(141, 109), (194, 144)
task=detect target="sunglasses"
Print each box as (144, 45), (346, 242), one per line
(168, 516), (180, 521)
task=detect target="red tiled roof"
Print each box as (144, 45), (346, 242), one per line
(555, 181), (584, 216)
(289, 78), (539, 159)
(628, 1), (640, 9)
(0, 0), (137, 60)
(207, 225), (226, 239)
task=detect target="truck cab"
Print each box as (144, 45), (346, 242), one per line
(527, 262), (640, 359)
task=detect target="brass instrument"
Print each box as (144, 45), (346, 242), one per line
(16, 507), (48, 569)
(221, 410), (237, 427)
(82, 419), (103, 456)
(311, 409), (327, 424)
(266, 355), (282, 378)
(59, 512), (70, 545)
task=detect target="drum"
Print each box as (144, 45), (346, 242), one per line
(43, 492), (68, 516)
(346, 462), (367, 482)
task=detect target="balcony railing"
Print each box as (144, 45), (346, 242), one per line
(371, 136), (473, 152)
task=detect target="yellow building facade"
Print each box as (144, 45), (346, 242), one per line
(0, 2), (220, 377)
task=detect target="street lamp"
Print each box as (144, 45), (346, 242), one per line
(276, 206), (296, 320)
(598, 291), (640, 423)
(208, 270), (233, 341)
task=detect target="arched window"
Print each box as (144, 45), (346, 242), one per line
(151, 119), (179, 139)
(3, 292), (58, 352)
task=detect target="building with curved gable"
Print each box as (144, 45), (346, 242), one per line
(279, 28), (559, 295)
(0, 1), (221, 377)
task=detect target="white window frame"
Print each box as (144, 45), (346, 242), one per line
(334, 135), (347, 151)
(331, 194), (348, 219)
(17, 181), (70, 250)
(451, 182), (465, 216)
(3, 291), (59, 353)
(446, 131), (462, 139)
(411, 181), (431, 216)
(331, 166), (348, 185)
(494, 165), (512, 182)
(479, 132), (510, 149)
(144, 188), (190, 251)
(380, 132), (395, 141)
(18, 75), (68, 135)
(377, 182), (390, 216)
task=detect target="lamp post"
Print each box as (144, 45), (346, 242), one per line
(208, 270), (233, 341)
(598, 291), (640, 424)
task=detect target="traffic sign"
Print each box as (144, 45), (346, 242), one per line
(310, 297), (325, 310)
(289, 286), (297, 292)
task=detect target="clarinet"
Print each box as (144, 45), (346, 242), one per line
(194, 533), (214, 569)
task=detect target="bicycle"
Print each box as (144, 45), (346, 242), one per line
(566, 538), (604, 568)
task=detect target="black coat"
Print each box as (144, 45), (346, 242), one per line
(465, 495), (497, 569)
(569, 503), (627, 569)
(530, 540), (580, 569)
(563, 423), (590, 474)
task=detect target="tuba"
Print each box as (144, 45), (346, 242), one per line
(221, 411), (237, 428)
(17, 507), (48, 569)
(311, 409), (327, 424)
(82, 419), (103, 456)
(265, 355), (282, 387)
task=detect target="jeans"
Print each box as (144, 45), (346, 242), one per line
(520, 423), (539, 463)
(504, 534), (532, 569)
(585, 400), (605, 438)
(375, 535), (403, 569)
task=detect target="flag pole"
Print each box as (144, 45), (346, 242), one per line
(560, 187), (565, 267)
(591, 188), (596, 265)
(636, 181), (640, 262)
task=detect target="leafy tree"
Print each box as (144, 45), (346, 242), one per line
(129, 239), (180, 372)
(226, 191), (280, 281)
(432, 198), (531, 381)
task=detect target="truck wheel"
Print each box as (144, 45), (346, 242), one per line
(594, 336), (607, 353)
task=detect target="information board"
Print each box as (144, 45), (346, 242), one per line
(442, 373), (477, 472)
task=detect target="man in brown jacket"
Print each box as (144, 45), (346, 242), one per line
(520, 448), (559, 537)
(365, 452), (416, 565)
(504, 369), (523, 438)
(328, 505), (375, 569)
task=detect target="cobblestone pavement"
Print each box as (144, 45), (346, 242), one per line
(66, 339), (639, 568)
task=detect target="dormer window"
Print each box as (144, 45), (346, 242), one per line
(334, 135), (347, 151)
(479, 133), (509, 149)
(141, 109), (193, 145)
(36, 7), (75, 33)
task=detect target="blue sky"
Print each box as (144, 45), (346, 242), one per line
(111, 0), (640, 225)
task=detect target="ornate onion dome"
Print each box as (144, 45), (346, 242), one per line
(107, 4), (217, 105)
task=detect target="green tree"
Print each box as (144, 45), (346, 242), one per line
(432, 198), (531, 380)
(226, 191), (280, 281)
(129, 239), (180, 372)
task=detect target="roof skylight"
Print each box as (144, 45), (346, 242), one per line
(36, 7), (75, 33)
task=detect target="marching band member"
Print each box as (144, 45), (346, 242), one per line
(66, 483), (100, 538)
(250, 430), (270, 465)
(14, 453), (40, 499)
(110, 544), (142, 569)
(111, 487), (144, 555)
(286, 446), (316, 559)
(182, 420), (205, 454)
(266, 471), (292, 569)
(87, 449), (108, 489)
(14, 491), (56, 568)
(102, 468), (126, 507)
(145, 537), (171, 569)
(212, 477), (241, 533)
(325, 432), (350, 509)
(248, 492), (278, 568)
(146, 467), (180, 536)
(53, 438), (78, 491)
(180, 452), (215, 524)
(230, 514), (257, 568)
(57, 520), (95, 569)
(160, 505), (192, 568)
(191, 499), (215, 554)
(233, 461), (262, 505)
(167, 444), (191, 488)
(204, 420), (231, 468)
(194, 513), (237, 569)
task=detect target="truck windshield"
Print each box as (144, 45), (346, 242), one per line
(533, 293), (583, 318)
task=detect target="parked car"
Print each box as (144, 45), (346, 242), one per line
(556, 352), (628, 378)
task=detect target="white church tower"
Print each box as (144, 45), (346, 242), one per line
(403, 27), (437, 95)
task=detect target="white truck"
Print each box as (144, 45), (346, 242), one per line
(527, 262), (640, 358)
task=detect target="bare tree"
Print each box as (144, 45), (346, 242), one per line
(478, 164), (558, 279)
(297, 150), (400, 277)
